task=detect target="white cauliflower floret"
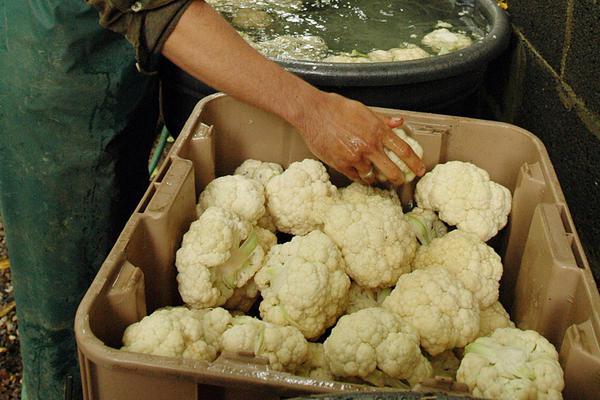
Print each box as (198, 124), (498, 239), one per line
(478, 301), (515, 338)
(422, 28), (473, 54)
(221, 316), (308, 372)
(368, 50), (394, 62)
(234, 159), (283, 186)
(415, 161), (512, 241)
(429, 350), (461, 379)
(176, 207), (266, 308)
(412, 230), (503, 308)
(382, 267), (480, 355)
(405, 207), (448, 245)
(266, 159), (337, 235)
(323, 183), (417, 289)
(197, 175), (265, 225)
(255, 230), (350, 339)
(388, 44), (431, 61)
(235, 159), (284, 231)
(345, 282), (392, 314)
(338, 181), (401, 205)
(121, 307), (232, 362)
(296, 343), (335, 381)
(323, 308), (432, 387)
(457, 328), (564, 400)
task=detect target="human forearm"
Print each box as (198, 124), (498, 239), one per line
(162, 0), (320, 128)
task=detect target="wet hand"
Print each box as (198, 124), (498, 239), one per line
(296, 92), (426, 186)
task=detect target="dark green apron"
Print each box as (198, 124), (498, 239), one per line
(0, 1), (160, 398)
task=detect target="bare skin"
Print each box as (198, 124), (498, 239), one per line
(162, 0), (426, 185)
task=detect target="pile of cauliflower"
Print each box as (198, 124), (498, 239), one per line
(121, 140), (565, 399)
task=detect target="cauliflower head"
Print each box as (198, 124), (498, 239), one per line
(235, 159), (284, 231)
(221, 316), (308, 372)
(415, 161), (512, 242)
(345, 282), (392, 315)
(422, 28), (473, 54)
(478, 301), (515, 338)
(405, 207), (448, 245)
(412, 230), (503, 308)
(234, 159), (283, 186)
(388, 44), (431, 61)
(176, 207), (267, 308)
(197, 175), (265, 225)
(457, 328), (564, 400)
(323, 307), (432, 387)
(255, 230), (350, 339)
(323, 183), (417, 289)
(266, 159), (337, 235)
(121, 306), (232, 362)
(296, 343), (335, 381)
(382, 267), (480, 355)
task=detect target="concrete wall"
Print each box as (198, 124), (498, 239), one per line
(480, 0), (600, 283)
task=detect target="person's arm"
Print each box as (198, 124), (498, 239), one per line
(162, 1), (424, 185)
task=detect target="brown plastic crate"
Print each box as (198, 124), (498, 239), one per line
(75, 94), (600, 400)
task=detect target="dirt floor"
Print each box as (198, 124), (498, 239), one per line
(0, 218), (21, 400)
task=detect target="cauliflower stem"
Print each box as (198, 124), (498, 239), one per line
(220, 229), (259, 290)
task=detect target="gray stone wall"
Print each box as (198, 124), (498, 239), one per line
(481, 0), (600, 283)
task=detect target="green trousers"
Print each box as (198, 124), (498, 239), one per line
(0, 2), (160, 398)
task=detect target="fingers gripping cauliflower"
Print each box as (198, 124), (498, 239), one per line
(176, 208), (273, 308)
(221, 316), (308, 372)
(415, 161), (512, 242)
(478, 301), (515, 338)
(412, 230), (503, 308)
(197, 175), (266, 225)
(405, 207), (448, 245)
(323, 183), (418, 289)
(265, 159), (337, 235)
(323, 308), (432, 387)
(235, 159), (284, 231)
(382, 267), (480, 355)
(121, 307), (232, 362)
(379, 128), (424, 183)
(457, 328), (564, 400)
(255, 230), (351, 339)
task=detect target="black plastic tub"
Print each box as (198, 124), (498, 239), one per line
(160, 0), (510, 135)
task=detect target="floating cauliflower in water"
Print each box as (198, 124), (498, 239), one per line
(232, 9), (274, 30)
(422, 28), (473, 54)
(457, 328), (564, 400)
(415, 161), (512, 242)
(256, 35), (329, 61)
(121, 307), (232, 362)
(255, 230), (350, 339)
